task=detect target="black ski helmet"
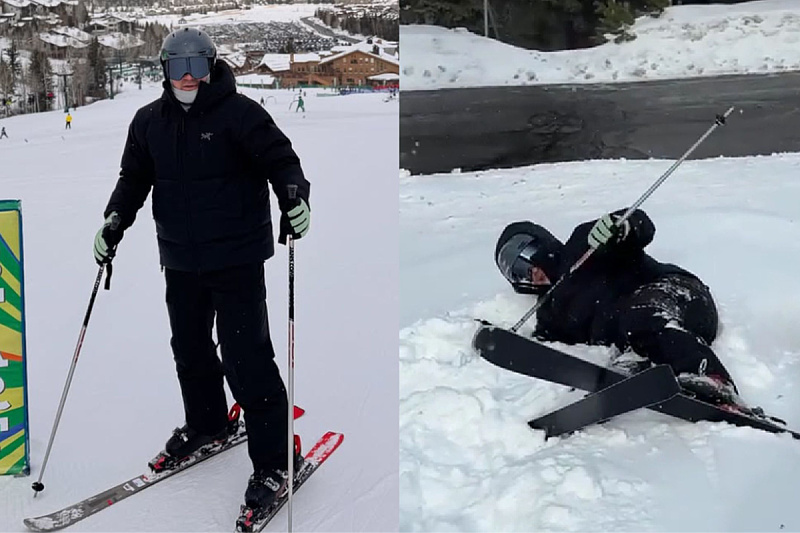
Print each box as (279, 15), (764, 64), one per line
(160, 27), (217, 81)
(495, 221), (563, 294)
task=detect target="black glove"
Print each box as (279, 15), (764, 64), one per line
(278, 198), (310, 245)
(587, 213), (630, 249)
(93, 212), (123, 265)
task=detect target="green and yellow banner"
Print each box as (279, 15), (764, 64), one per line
(0, 200), (29, 475)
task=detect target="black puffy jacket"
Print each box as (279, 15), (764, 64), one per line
(528, 209), (699, 347)
(105, 60), (309, 272)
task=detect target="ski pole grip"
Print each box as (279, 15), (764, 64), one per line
(104, 213), (121, 290)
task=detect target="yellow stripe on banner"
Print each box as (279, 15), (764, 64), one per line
(0, 211), (20, 260)
(0, 426), (23, 450)
(0, 439), (24, 474)
(0, 322), (21, 355)
(0, 386), (23, 410)
(0, 267), (19, 299)
(0, 300), (20, 322)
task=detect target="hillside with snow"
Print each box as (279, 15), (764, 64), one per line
(401, 0), (800, 90)
(400, 0), (800, 530)
(0, 80), (398, 531)
(399, 153), (800, 531)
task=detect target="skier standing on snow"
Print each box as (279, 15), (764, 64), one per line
(0, 127), (7, 139)
(92, 27), (310, 513)
(65, 112), (72, 129)
(495, 208), (738, 404)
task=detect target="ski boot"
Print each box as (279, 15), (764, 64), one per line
(235, 435), (304, 532)
(149, 404), (241, 473)
(677, 372), (742, 406)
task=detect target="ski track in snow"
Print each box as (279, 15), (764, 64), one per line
(400, 154), (800, 531)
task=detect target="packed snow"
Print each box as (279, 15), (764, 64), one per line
(399, 153), (800, 531)
(401, 0), (800, 90)
(0, 81), (398, 531)
(142, 4), (320, 29)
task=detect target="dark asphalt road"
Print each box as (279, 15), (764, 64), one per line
(400, 73), (800, 175)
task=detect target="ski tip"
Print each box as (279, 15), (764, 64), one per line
(471, 323), (497, 355)
(305, 431), (344, 464)
(22, 517), (51, 533)
(321, 431), (344, 447)
(293, 405), (305, 419)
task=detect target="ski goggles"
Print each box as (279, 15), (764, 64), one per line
(496, 233), (539, 290)
(164, 57), (211, 81)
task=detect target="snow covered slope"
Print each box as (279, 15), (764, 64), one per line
(0, 83), (398, 531)
(400, 153), (800, 531)
(401, 0), (800, 90)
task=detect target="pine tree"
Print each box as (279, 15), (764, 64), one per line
(26, 50), (53, 111)
(0, 55), (12, 105)
(5, 41), (20, 85)
(87, 38), (108, 99)
(594, 0), (670, 44)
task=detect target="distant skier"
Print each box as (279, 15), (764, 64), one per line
(0, 127), (7, 139)
(92, 27), (311, 517)
(495, 208), (738, 404)
(296, 94), (304, 113)
(65, 112), (72, 129)
(259, 96), (265, 106)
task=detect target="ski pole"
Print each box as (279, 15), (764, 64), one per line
(511, 106), (735, 333)
(32, 263), (115, 494)
(286, 184), (297, 533)
(32, 215), (119, 495)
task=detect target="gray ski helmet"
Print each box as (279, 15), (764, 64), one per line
(160, 27), (216, 81)
(495, 221), (563, 294)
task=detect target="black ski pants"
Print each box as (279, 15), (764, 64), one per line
(164, 262), (288, 472)
(618, 273), (733, 383)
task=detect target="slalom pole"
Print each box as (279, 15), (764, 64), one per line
(286, 185), (297, 533)
(510, 106), (735, 333)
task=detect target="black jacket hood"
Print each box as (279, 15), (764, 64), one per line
(495, 220), (564, 292)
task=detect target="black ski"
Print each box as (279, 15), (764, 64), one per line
(529, 364), (680, 438)
(473, 325), (800, 439)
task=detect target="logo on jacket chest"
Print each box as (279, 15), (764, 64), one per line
(200, 132), (214, 141)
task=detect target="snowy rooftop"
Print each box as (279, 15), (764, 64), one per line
(220, 52), (247, 69)
(97, 31), (144, 50)
(259, 53), (290, 72)
(401, 0), (800, 90)
(38, 31), (88, 48)
(293, 52), (321, 63)
(29, 0), (63, 6)
(2, 0), (30, 8)
(319, 46), (399, 66)
(51, 25), (92, 42)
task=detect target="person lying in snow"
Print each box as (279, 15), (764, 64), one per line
(494, 208), (739, 405)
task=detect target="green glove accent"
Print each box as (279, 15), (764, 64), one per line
(287, 199), (310, 237)
(588, 213), (630, 250)
(93, 212), (122, 265)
